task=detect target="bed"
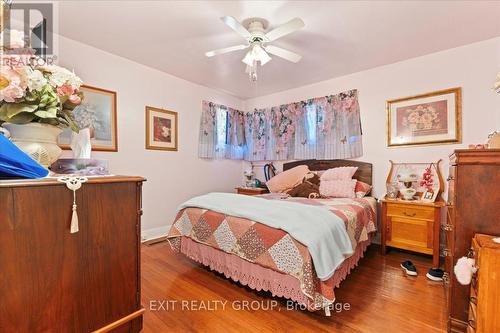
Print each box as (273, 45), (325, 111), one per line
(167, 159), (377, 315)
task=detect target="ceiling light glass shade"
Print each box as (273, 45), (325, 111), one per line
(242, 50), (254, 66)
(242, 44), (272, 66)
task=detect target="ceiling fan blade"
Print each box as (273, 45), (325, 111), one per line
(205, 44), (248, 57)
(221, 16), (252, 40)
(265, 17), (304, 42)
(264, 45), (302, 63)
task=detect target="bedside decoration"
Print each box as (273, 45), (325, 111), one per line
(145, 106), (178, 151)
(244, 166), (255, 187)
(386, 87), (461, 147)
(58, 85), (117, 152)
(385, 160), (443, 202)
(57, 176), (88, 233)
(396, 169), (418, 200)
(386, 182), (399, 199)
(0, 30), (84, 167)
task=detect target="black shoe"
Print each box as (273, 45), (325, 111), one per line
(426, 268), (444, 281)
(400, 260), (417, 276)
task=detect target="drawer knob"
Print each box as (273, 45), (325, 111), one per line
(443, 272), (450, 284)
(447, 175), (454, 181)
(442, 224), (453, 231)
(403, 211), (417, 217)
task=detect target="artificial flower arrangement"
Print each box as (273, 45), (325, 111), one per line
(0, 29), (83, 132)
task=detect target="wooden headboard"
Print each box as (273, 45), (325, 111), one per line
(283, 159), (373, 185)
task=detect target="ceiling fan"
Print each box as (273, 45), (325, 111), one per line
(205, 16), (305, 81)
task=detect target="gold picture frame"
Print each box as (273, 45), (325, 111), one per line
(58, 85), (118, 152)
(145, 106), (178, 151)
(386, 87), (462, 147)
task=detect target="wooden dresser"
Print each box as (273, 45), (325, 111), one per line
(467, 234), (500, 333)
(0, 176), (145, 333)
(443, 149), (500, 332)
(381, 198), (445, 268)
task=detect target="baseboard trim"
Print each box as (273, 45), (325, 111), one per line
(141, 225), (170, 243)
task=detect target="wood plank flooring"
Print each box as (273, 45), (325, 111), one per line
(141, 242), (446, 333)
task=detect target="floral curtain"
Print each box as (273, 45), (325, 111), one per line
(198, 101), (245, 159)
(199, 89), (362, 161)
(243, 89), (362, 161)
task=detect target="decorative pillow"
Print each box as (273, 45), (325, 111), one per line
(287, 172), (321, 198)
(320, 167), (358, 181)
(319, 179), (357, 198)
(266, 165), (310, 193)
(355, 181), (372, 198)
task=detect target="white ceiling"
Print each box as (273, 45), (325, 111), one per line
(58, 1), (500, 99)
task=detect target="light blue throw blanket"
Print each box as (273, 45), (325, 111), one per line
(178, 192), (354, 281)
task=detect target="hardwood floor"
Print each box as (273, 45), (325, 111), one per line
(141, 242), (446, 333)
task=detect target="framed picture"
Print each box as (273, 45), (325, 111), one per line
(145, 106), (178, 151)
(421, 188), (439, 202)
(386, 87), (461, 147)
(58, 85), (118, 151)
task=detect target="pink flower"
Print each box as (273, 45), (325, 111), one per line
(68, 94), (81, 105)
(56, 84), (74, 96)
(0, 85), (24, 102)
(0, 68), (25, 102)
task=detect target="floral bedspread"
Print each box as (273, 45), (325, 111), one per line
(167, 196), (376, 309)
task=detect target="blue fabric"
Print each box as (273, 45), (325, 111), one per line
(0, 134), (49, 178)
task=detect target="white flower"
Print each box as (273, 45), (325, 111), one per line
(0, 29), (25, 49)
(43, 65), (83, 89)
(28, 69), (48, 91)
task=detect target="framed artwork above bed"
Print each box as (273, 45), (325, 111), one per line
(386, 87), (462, 147)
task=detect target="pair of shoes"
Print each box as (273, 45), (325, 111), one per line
(426, 268), (445, 281)
(400, 260), (445, 281)
(400, 260), (417, 276)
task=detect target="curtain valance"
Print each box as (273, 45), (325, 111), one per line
(199, 89), (363, 161)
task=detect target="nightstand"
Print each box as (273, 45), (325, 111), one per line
(380, 197), (445, 268)
(235, 187), (269, 196)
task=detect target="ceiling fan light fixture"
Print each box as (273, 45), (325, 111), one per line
(242, 44), (271, 66)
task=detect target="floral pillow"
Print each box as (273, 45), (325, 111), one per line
(355, 181), (372, 198)
(320, 166), (358, 181)
(319, 179), (357, 198)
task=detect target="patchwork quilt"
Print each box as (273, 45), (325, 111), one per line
(167, 196), (377, 309)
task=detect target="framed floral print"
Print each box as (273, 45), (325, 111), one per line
(386, 87), (461, 147)
(58, 85), (118, 151)
(145, 106), (178, 151)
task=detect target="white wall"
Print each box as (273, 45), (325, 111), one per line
(57, 36), (244, 240)
(244, 38), (500, 200)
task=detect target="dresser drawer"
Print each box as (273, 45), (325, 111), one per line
(387, 204), (434, 220)
(386, 217), (432, 254)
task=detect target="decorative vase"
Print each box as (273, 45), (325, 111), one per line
(2, 123), (63, 168)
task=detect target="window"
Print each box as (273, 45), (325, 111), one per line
(305, 104), (317, 144)
(216, 107), (229, 148)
